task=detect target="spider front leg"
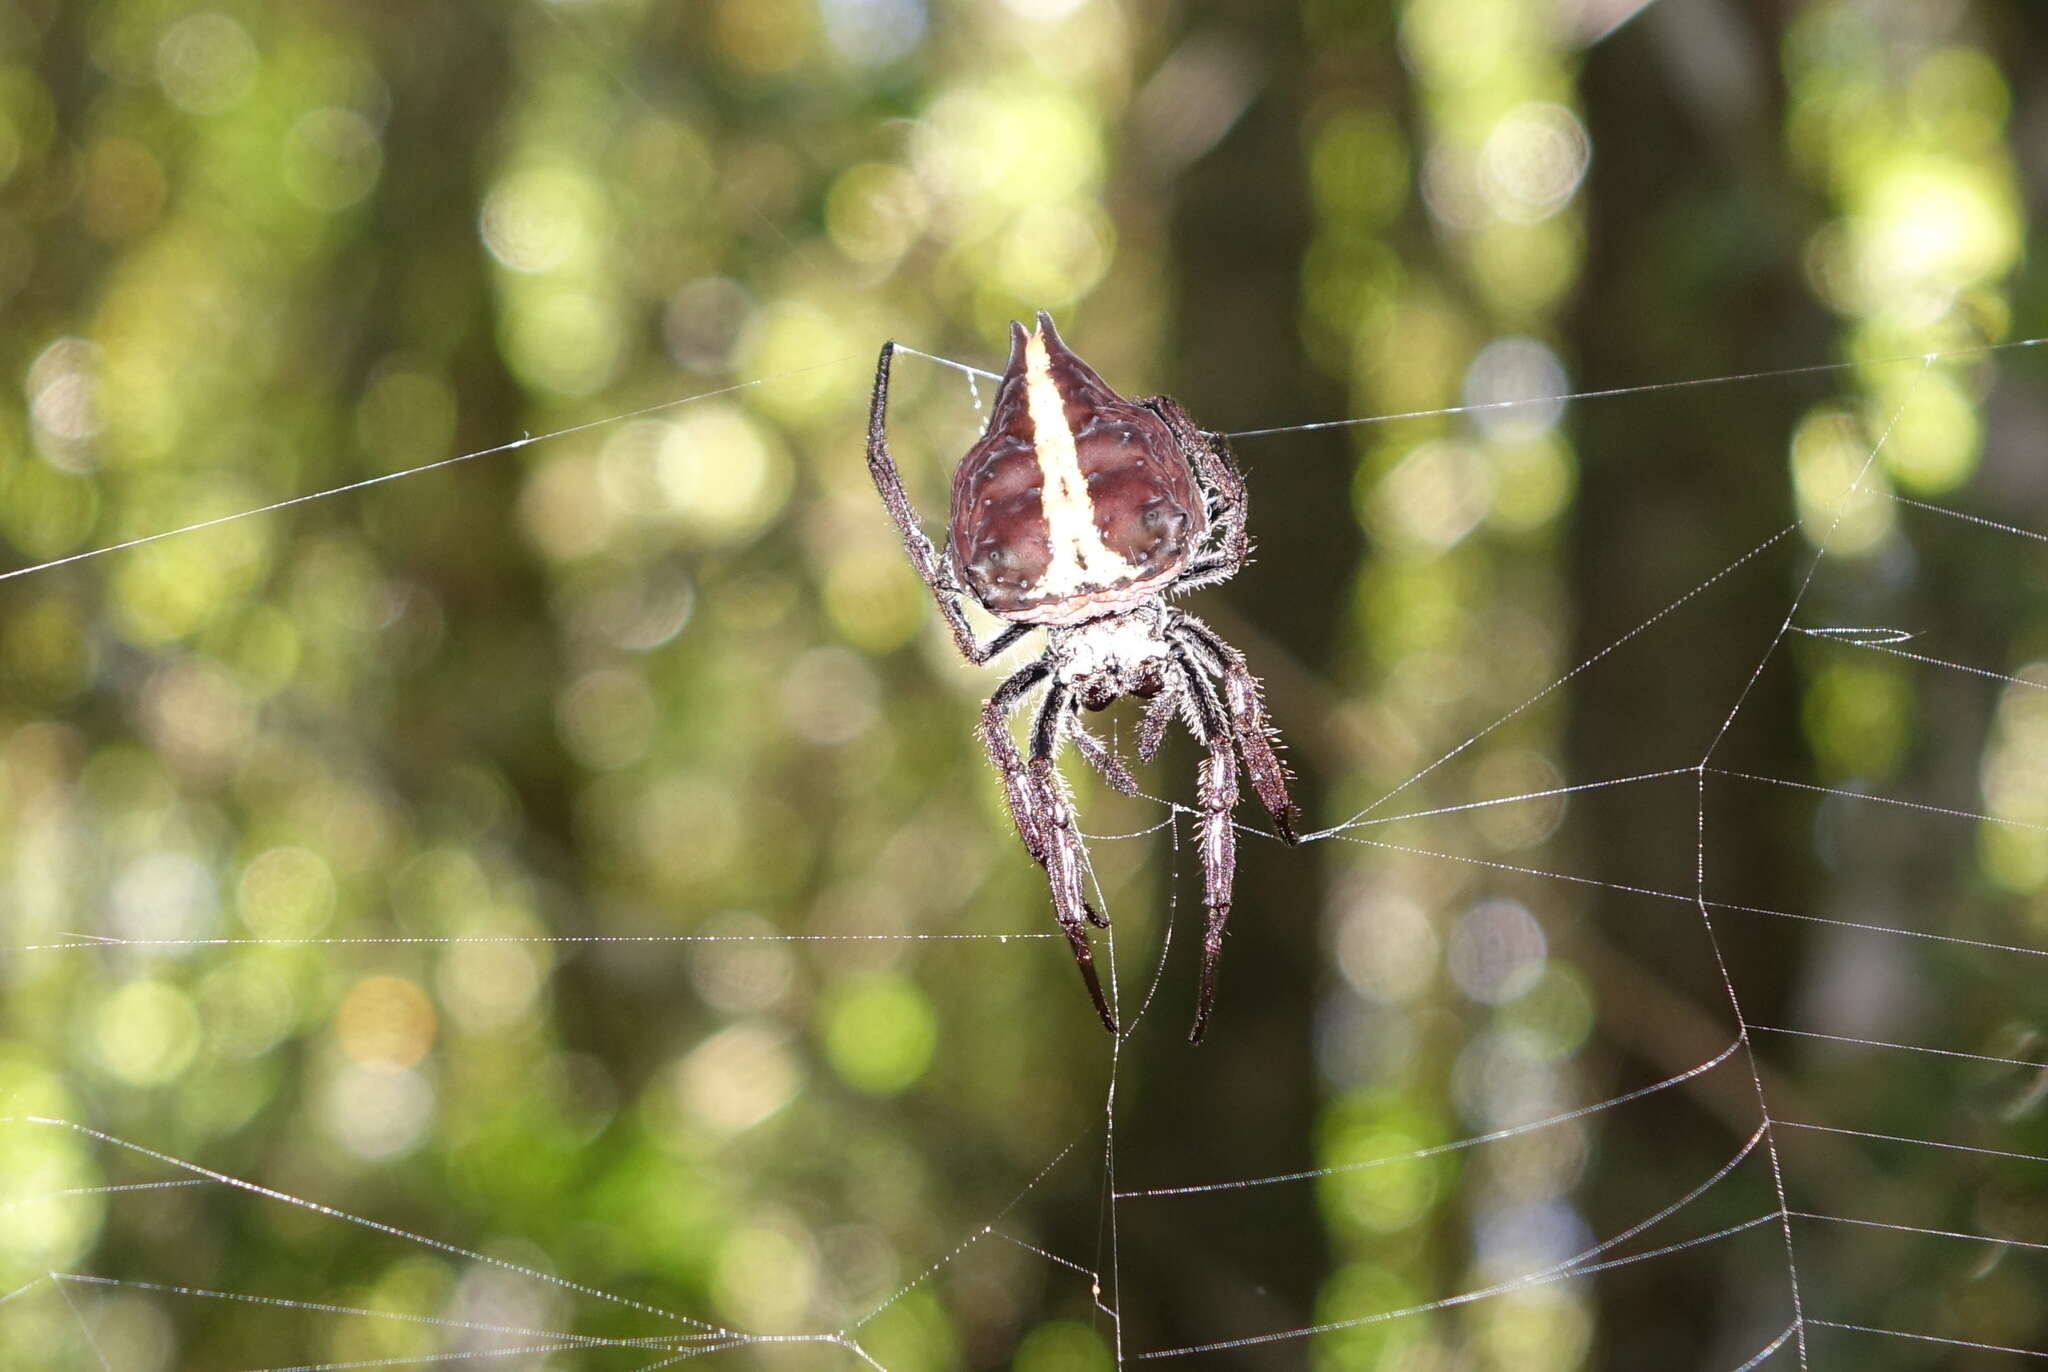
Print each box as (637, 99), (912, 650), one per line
(1027, 685), (1118, 1034)
(1177, 663), (1241, 1044)
(868, 341), (1033, 666)
(1177, 616), (1301, 844)
(978, 665), (1117, 1034)
(980, 660), (1053, 862)
(1026, 753), (1118, 1034)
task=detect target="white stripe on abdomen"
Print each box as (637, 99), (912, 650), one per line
(1023, 329), (1138, 599)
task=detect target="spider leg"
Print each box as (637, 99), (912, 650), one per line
(980, 663), (1116, 1033)
(1172, 656), (1240, 1044)
(980, 660), (1053, 862)
(1028, 685), (1111, 931)
(1140, 394), (1250, 594)
(869, 342), (1034, 665)
(1022, 683), (1118, 1032)
(1068, 715), (1140, 796)
(1175, 615), (1301, 844)
(1136, 677), (1182, 764)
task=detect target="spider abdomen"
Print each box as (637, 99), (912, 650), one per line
(948, 314), (1206, 626)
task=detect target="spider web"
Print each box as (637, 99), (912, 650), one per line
(7, 328), (2048, 1372)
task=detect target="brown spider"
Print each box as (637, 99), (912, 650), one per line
(866, 312), (1299, 1042)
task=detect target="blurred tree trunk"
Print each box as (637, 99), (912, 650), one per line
(1571, 6), (1826, 1364)
(1106, 4), (1344, 1357)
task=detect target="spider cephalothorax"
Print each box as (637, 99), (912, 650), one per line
(866, 311), (1299, 1042)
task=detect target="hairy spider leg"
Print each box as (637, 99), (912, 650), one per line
(1068, 715), (1140, 796)
(1174, 657), (1241, 1043)
(978, 663), (1118, 1034)
(867, 341), (1035, 666)
(981, 662), (1053, 861)
(1140, 394), (1250, 596)
(1030, 682), (1120, 1031)
(1029, 679), (1111, 941)
(1136, 674), (1182, 764)
(1175, 615), (1301, 844)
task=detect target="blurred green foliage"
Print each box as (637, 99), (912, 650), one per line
(1, 1), (2047, 1369)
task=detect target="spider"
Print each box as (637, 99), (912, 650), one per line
(865, 311), (1300, 1043)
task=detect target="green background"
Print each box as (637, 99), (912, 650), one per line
(4, 1), (2048, 1368)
